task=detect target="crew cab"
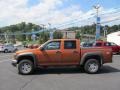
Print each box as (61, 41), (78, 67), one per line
(12, 39), (112, 75)
(93, 40), (120, 54)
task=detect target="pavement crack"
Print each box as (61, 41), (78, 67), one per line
(19, 77), (35, 90)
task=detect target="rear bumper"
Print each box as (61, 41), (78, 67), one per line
(11, 60), (17, 67)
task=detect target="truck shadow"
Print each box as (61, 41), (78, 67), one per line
(33, 65), (120, 75)
(34, 67), (82, 75)
(98, 65), (120, 74)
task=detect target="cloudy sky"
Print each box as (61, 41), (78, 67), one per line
(0, 0), (120, 28)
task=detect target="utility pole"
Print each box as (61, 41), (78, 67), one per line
(93, 5), (101, 40)
(103, 25), (108, 37)
(31, 29), (36, 41)
(48, 23), (53, 39)
(40, 24), (45, 32)
(40, 24), (45, 35)
(4, 33), (9, 43)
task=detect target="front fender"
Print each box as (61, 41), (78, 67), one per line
(16, 52), (38, 68)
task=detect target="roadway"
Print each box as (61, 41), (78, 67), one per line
(0, 53), (120, 90)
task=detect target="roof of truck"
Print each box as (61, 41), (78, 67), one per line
(49, 39), (79, 41)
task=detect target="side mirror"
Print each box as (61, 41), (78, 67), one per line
(40, 47), (44, 51)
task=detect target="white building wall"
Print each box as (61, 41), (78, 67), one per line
(107, 31), (120, 45)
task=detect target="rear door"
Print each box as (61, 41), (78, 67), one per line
(61, 40), (80, 65)
(9, 45), (14, 52)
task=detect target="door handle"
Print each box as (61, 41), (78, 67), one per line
(56, 51), (61, 54)
(73, 51), (78, 53)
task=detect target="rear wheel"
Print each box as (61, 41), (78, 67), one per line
(18, 60), (34, 75)
(84, 59), (100, 74)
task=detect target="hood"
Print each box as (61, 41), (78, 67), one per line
(16, 48), (39, 55)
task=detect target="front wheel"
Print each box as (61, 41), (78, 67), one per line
(84, 59), (100, 74)
(18, 60), (34, 75)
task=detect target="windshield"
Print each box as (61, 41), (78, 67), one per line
(39, 40), (51, 48)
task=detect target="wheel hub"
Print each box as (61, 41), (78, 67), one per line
(21, 63), (31, 73)
(88, 63), (98, 72)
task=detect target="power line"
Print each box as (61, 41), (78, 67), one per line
(55, 14), (96, 29)
(101, 17), (120, 24)
(0, 7), (120, 36)
(54, 13), (95, 28)
(0, 29), (49, 36)
(54, 7), (120, 29)
(100, 7), (120, 16)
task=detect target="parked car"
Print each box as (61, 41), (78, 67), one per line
(93, 40), (120, 54)
(27, 44), (39, 49)
(12, 39), (112, 75)
(0, 44), (18, 53)
(81, 42), (93, 47)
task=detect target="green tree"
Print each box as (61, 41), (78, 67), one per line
(75, 31), (81, 39)
(39, 32), (49, 44)
(53, 31), (63, 39)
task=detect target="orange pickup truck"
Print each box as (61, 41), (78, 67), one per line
(12, 39), (113, 75)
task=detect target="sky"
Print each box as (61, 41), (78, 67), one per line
(0, 0), (120, 28)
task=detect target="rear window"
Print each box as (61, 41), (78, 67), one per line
(64, 41), (76, 49)
(111, 42), (117, 46)
(104, 42), (111, 46)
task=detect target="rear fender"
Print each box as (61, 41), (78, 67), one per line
(80, 52), (103, 66)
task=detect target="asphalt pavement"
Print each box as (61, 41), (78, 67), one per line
(0, 53), (120, 90)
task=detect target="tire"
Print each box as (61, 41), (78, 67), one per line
(4, 49), (8, 53)
(84, 59), (100, 74)
(13, 49), (18, 53)
(18, 60), (34, 75)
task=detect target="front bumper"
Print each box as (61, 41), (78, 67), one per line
(11, 60), (17, 67)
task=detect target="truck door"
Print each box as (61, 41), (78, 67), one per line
(39, 41), (62, 65)
(61, 40), (80, 65)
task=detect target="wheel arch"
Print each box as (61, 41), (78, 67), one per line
(16, 53), (37, 68)
(80, 52), (103, 66)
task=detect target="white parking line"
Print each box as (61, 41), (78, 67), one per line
(0, 60), (10, 63)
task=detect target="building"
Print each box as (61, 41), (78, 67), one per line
(60, 31), (76, 39)
(107, 31), (120, 45)
(58, 29), (103, 42)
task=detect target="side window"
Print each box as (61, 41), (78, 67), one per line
(9, 45), (12, 47)
(5, 45), (8, 47)
(104, 43), (106, 46)
(45, 41), (60, 50)
(95, 43), (102, 46)
(64, 41), (76, 49)
(105, 42), (111, 46)
(111, 42), (117, 46)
